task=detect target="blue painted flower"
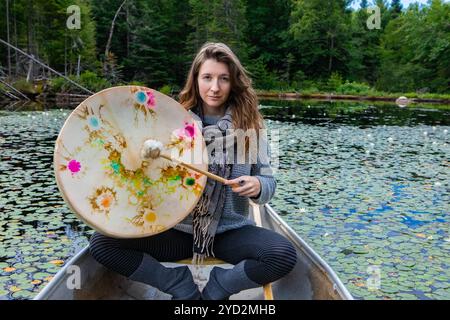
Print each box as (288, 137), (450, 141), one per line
(136, 91), (147, 104)
(88, 115), (101, 130)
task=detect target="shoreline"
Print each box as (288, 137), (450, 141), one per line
(257, 92), (450, 105)
(2, 91), (450, 107)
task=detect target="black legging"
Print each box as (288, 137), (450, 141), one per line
(89, 225), (297, 285)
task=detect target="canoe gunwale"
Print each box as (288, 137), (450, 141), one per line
(34, 246), (90, 300)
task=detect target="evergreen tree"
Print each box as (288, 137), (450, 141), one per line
(347, 3), (383, 84)
(0, 0), (97, 76)
(93, 0), (191, 87)
(91, 0), (129, 74)
(244, 0), (291, 76)
(390, 0), (403, 19)
(158, 0), (192, 86)
(377, 0), (450, 92)
(289, 0), (352, 79)
(186, 0), (210, 52)
(187, 0), (248, 59)
(123, 0), (171, 86)
(0, 0), (448, 94)
(375, 0), (394, 28)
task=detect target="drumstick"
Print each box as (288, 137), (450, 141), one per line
(141, 139), (240, 187)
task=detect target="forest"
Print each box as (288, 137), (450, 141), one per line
(0, 0), (449, 96)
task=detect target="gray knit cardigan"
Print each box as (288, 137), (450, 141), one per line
(173, 111), (276, 234)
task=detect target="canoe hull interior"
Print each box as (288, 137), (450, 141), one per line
(34, 205), (352, 300)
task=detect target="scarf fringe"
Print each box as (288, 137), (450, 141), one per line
(192, 252), (205, 266)
(192, 193), (215, 257)
(190, 106), (233, 264)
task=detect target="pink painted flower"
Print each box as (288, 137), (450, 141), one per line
(146, 91), (156, 108)
(68, 160), (81, 174)
(184, 123), (195, 138)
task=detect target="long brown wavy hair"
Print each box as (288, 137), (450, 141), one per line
(179, 42), (264, 136)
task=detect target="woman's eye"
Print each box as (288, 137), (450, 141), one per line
(221, 77), (229, 82)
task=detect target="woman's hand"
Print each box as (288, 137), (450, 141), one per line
(224, 176), (261, 198)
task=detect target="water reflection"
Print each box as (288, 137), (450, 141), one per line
(260, 99), (450, 126)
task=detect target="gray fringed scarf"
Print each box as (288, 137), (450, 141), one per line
(190, 105), (235, 264)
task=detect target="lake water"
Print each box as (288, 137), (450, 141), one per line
(0, 100), (449, 300)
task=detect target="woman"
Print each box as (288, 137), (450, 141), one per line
(89, 42), (297, 300)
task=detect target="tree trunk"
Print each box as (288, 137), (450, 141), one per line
(196, 16), (199, 49)
(64, 32), (67, 76)
(103, 0), (127, 76)
(206, 3), (209, 40)
(6, 0), (11, 77)
(328, 34), (334, 73)
(126, 1), (130, 58)
(27, 0), (33, 55)
(26, 1), (35, 82)
(26, 56), (34, 82)
(77, 54), (81, 77)
(13, 0), (19, 76)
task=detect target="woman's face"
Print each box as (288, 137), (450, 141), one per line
(197, 59), (231, 115)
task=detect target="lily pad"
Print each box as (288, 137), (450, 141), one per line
(11, 290), (35, 300)
(0, 289), (9, 298)
(380, 286), (399, 294)
(32, 272), (51, 280)
(397, 293), (418, 300)
(395, 265), (413, 271)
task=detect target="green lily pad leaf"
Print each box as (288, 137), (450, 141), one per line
(395, 265), (413, 271)
(13, 279), (34, 291)
(433, 289), (450, 299)
(380, 286), (398, 294)
(9, 273), (28, 281)
(0, 289), (9, 298)
(397, 293), (418, 300)
(353, 246), (370, 254)
(11, 290), (35, 300)
(433, 282), (449, 289)
(23, 256), (41, 263)
(416, 286), (432, 293)
(32, 272), (51, 280)
(434, 275), (449, 282)
(24, 267), (38, 273)
(4, 251), (17, 258)
(341, 248), (353, 255)
(13, 263), (31, 270)
(400, 261), (416, 267)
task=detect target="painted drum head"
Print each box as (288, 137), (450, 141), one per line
(54, 86), (207, 238)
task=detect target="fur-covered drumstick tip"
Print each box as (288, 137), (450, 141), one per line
(141, 139), (164, 160)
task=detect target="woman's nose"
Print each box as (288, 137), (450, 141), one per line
(210, 79), (220, 92)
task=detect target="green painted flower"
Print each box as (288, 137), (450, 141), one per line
(111, 161), (121, 174)
(184, 177), (196, 186)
